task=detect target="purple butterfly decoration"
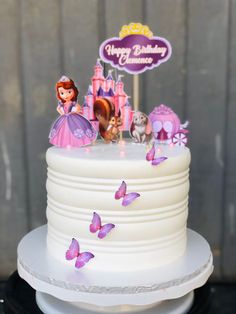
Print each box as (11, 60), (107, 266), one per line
(146, 145), (168, 166)
(115, 181), (140, 206)
(65, 238), (94, 269)
(90, 212), (115, 239)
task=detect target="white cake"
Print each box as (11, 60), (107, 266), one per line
(46, 140), (190, 272)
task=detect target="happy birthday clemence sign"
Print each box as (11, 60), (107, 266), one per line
(99, 23), (172, 74)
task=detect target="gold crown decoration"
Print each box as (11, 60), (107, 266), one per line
(119, 23), (153, 39)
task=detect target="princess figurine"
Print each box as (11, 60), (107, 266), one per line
(49, 76), (97, 147)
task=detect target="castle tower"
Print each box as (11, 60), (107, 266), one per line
(105, 70), (115, 92)
(85, 85), (95, 120)
(115, 75), (127, 115)
(122, 98), (133, 131)
(106, 88), (115, 104)
(82, 97), (90, 120)
(97, 86), (105, 98)
(92, 59), (105, 97)
(82, 61), (133, 128)
(97, 86), (115, 104)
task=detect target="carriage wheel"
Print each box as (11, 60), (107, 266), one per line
(172, 132), (188, 146)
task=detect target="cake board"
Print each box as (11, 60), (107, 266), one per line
(17, 225), (213, 313)
(35, 290), (194, 314)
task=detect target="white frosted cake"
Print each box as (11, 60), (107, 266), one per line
(46, 140), (190, 272)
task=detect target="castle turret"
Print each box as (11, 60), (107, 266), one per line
(92, 59), (105, 97)
(97, 86), (115, 104)
(97, 86), (105, 97)
(82, 61), (132, 127)
(85, 85), (95, 120)
(122, 98), (133, 131)
(105, 70), (115, 92)
(82, 97), (90, 120)
(115, 75), (127, 115)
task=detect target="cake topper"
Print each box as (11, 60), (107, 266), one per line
(99, 23), (172, 75)
(80, 61), (133, 133)
(49, 76), (97, 148)
(81, 24), (173, 139)
(149, 104), (189, 146)
(115, 181), (140, 206)
(99, 22), (172, 117)
(93, 98), (122, 143)
(65, 238), (94, 269)
(130, 111), (153, 143)
(90, 212), (115, 239)
(146, 144), (168, 166)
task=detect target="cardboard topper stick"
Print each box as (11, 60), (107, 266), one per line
(133, 74), (139, 112)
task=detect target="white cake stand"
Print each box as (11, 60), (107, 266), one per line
(17, 226), (213, 314)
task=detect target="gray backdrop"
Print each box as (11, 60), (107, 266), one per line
(0, 0), (235, 280)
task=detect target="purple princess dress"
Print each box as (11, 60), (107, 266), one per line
(49, 101), (97, 147)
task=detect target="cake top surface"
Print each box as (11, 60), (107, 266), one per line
(47, 140), (189, 162)
(46, 140), (190, 180)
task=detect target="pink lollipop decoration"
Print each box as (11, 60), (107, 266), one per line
(115, 181), (140, 206)
(90, 212), (115, 239)
(146, 145), (168, 166)
(65, 238), (94, 269)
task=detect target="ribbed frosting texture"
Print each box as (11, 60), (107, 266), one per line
(46, 141), (191, 271)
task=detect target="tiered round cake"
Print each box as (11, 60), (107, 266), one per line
(46, 140), (191, 272)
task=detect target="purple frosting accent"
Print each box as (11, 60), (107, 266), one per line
(99, 34), (172, 74)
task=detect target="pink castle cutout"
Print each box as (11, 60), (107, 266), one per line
(81, 59), (134, 131)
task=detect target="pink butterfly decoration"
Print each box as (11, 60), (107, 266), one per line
(65, 238), (94, 269)
(115, 181), (140, 206)
(146, 145), (168, 166)
(90, 212), (115, 239)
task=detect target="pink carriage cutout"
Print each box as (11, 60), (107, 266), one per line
(149, 104), (189, 147)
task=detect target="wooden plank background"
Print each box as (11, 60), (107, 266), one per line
(0, 0), (235, 280)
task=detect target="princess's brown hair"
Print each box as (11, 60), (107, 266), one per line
(56, 79), (79, 103)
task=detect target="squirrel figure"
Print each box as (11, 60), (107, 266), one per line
(94, 98), (122, 143)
